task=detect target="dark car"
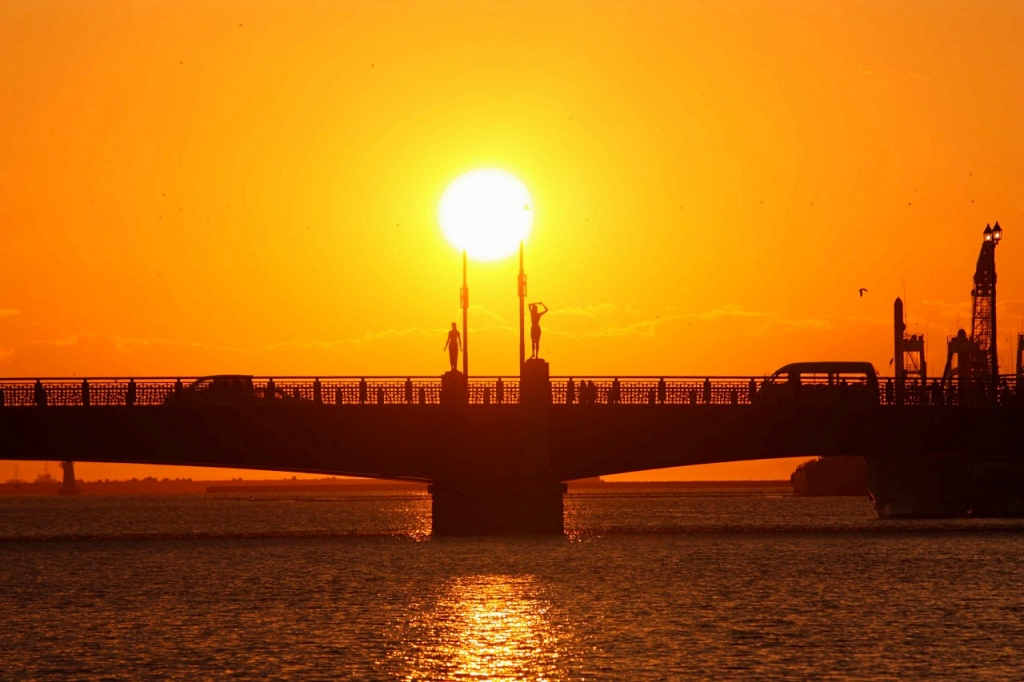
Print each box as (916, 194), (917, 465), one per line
(163, 375), (256, 406)
(755, 362), (879, 407)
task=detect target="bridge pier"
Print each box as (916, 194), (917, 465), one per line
(429, 479), (567, 535)
(59, 460), (80, 496)
(429, 357), (562, 535)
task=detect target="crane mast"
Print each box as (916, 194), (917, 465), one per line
(942, 223), (1003, 388)
(970, 223), (1000, 381)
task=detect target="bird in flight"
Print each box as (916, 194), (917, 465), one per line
(858, 288), (868, 297)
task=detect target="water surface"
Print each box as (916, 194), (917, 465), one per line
(2, 491), (1023, 679)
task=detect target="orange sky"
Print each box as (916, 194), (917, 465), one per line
(2, 1), (1022, 482)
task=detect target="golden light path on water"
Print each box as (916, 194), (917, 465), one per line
(399, 575), (576, 680)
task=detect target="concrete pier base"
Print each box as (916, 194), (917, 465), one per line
(865, 455), (971, 518)
(59, 460), (80, 496)
(429, 479), (567, 535)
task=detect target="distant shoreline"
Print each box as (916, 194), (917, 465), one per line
(0, 477), (791, 496)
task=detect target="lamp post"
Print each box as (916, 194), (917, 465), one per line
(460, 250), (468, 377)
(458, 242), (527, 378)
(518, 240), (527, 373)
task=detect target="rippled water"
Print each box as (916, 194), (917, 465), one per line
(3, 491), (1024, 679)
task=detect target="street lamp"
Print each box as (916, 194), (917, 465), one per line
(456, 238), (526, 379)
(460, 250), (468, 376)
(518, 240), (527, 373)
(438, 169), (535, 379)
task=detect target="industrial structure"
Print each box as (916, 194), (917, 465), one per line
(941, 223), (1003, 387)
(869, 222), (1021, 518)
(892, 297), (926, 404)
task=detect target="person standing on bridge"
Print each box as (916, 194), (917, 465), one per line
(443, 322), (462, 373)
(529, 302), (548, 358)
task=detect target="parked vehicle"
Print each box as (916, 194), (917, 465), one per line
(163, 375), (256, 406)
(755, 362), (879, 407)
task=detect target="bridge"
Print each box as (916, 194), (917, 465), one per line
(2, 370), (1022, 533)
(3, 225), (1022, 532)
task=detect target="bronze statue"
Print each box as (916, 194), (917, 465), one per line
(443, 322), (462, 372)
(529, 303), (548, 358)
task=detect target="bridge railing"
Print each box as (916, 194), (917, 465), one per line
(876, 377), (1021, 408)
(552, 377), (758, 405)
(0, 375), (1018, 407)
(0, 377), (525, 407)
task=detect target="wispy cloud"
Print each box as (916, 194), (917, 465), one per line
(545, 303), (836, 340)
(0, 321), (515, 370)
(0, 308), (20, 318)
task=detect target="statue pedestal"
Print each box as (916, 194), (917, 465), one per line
(440, 370), (468, 405)
(521, 358), (551, 406)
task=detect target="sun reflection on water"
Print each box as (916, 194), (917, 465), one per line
(400, 575), (578, 680)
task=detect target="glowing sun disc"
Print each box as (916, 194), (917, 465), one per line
(439, 169), (534, 261)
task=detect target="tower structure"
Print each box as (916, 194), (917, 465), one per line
(59, 460), (80, 495)
(942, 223), (1002, 386)
(970, 222), (1001, 381)
(893, 298), (926, 403)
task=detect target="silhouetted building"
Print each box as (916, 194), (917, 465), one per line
(792, 457), (868, 496)
(59, 461), (79, 495)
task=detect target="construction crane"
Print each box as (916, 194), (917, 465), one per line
(941, 223), (1003, 387)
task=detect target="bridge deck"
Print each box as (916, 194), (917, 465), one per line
(2, 402), (1022, 482)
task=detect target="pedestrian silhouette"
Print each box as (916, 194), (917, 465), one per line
(529, 303), (548, 358)
(443, 322), (462, 372)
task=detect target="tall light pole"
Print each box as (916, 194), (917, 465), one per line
(460, 249), (469, 376)
(518, 240), (527, 373)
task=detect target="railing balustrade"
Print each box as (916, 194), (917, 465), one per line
(0, 376), (1018, 408)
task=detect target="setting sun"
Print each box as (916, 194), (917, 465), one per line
(438, 169), (534, 261)
(4, 3), (1024, 678)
